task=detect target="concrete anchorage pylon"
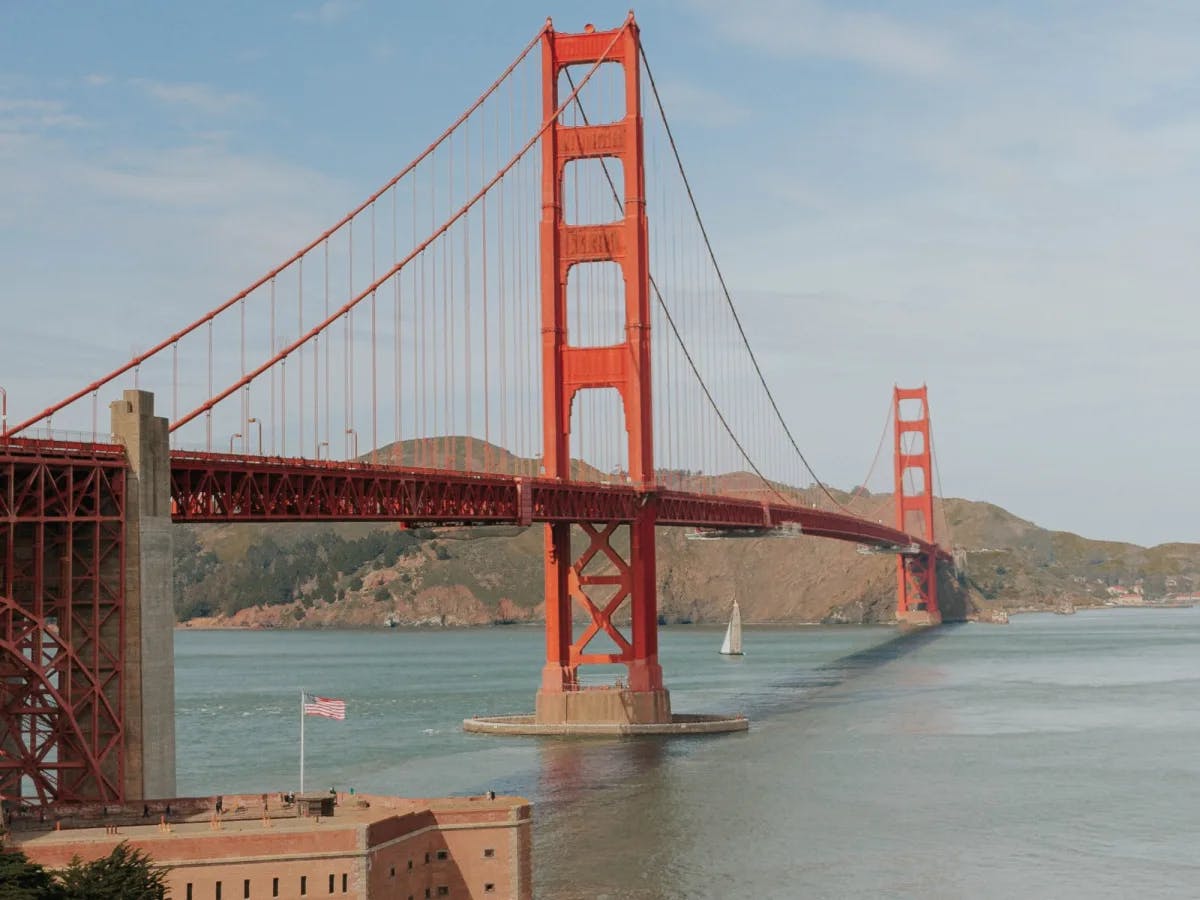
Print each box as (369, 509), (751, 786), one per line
(111, 390), (177, 798)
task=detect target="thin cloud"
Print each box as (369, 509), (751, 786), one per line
(688, 0), (956, 77)
(0, 97), (86, 130)
(130, 79), (252, 115)
(663, 2), (1200, 543)
(657, 81), (748, 128)
(0, 120), (348, 405)
(294, 0), (359, 25)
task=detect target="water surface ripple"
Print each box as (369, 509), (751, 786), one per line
(176, 608), (1200, 898)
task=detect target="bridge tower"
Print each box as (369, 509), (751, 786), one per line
(535, 18), (670, 725)
(893, 386), (941, 625)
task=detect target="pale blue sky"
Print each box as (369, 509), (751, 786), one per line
(3, 1), (1199, 546)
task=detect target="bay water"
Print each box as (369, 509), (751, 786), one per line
(176, 608), (1200, 898)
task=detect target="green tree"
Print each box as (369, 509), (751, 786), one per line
(58, 842), (169, 899)
(0, 850), (66, 900)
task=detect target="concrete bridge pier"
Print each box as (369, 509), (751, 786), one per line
(111, 389), (176, 800)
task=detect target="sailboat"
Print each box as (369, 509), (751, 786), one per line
(719, 600), (744, 656)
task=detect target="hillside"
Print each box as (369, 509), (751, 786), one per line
(172, 444), (1200, 629)
(945, 501), (1200, 610)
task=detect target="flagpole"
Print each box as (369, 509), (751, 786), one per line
(300, 689), (305, 794)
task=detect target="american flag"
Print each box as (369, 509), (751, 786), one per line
(303, 693), (346, 721)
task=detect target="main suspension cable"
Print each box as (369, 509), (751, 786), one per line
(173, 23), (630, 433)
(846, 400), (893, 506)
(561, 68), (791, 506)
(929, 418), (953, 547)
(638, 46), (851, 512)
(6, 22), (550, 439)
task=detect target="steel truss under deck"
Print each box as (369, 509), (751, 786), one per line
(0, 439), (127, 804)
(168, 451), (946, 559)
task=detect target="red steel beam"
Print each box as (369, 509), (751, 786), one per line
(1, 440), (127, 804)
(167, 451), (947, 558)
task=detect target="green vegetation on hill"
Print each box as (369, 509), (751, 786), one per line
(168, 443), (1200, 627)
(946, 500), (1200, 608)
(174, 526), (427, 620)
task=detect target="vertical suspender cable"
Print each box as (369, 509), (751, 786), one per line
(281, 355), (287, 456)
(240, 298), (247, 451)
(482, 114), (491, 471)
(206, 320), (214, 450)
(412, 175), (419, 465)
(447, 138), (455, 468)
(324, 238), (331, 456)
(516, 107), (527, 471)
(11, 26), (547, 442)
(393, 183), (401, 455)
(167, 26), (631, 450)
(497, 99), (508, 474)
(464, 118), (473, 470)
(312, 329), (319, 457)
(270, 277), (276, 455)
(520, 73), (530, 472)
(640, 47), (847, 510)
(410, 175), (420, 460)
(432, 157), (441, 465)
(347, 221), (354, 458)
(424, 169), (433, 466)
(671, 152), (682, 484)
(442, 163), (451, 466)
(298, 258), (305, 457)
(371, 202), (378, 464)
(514, 103), (525, 471)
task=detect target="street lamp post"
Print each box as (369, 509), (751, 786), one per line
(247, 417), (263, 456)
(346, 427), (358, 460)
(229, 433), (242, 454)
(318, 440), (329, 460)
(0, 385), (7, 437)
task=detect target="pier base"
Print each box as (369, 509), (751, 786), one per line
(465, 687), (747, 736)
(463, 712), (748, 737)
(535, 688), (672, 727)
(898, 609), (942, 627)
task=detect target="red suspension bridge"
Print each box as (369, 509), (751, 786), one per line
(1, 15), (953, 803)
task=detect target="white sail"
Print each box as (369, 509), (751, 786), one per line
(719, 600), (743, 655)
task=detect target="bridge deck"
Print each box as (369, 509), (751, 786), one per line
(0, 441), (943, 558)
(167, 450), (946, 558)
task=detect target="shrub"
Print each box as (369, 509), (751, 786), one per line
(58, 842), (170, 899)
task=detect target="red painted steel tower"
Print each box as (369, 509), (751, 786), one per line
(893, 386), (941, 625)
(536, 17), (669, 724)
